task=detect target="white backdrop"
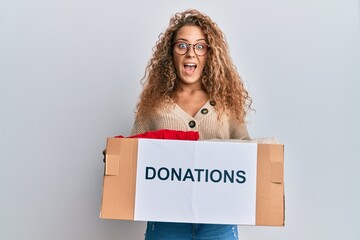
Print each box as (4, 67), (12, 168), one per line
(0, 0), (359, 239)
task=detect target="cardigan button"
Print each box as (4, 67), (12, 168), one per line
(209, 101), (216, 106)
(188, 120), (196, 128)
(201, 108), (209, 114)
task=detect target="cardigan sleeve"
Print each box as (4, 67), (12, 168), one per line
(228, 113), (251, 140)
(130, 117), (151, 136)
(230, 124), (250, 140)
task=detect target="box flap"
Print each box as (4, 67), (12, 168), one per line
(100, 138), (138, 220)
(256, 144), (284, 226)
(270, 162), (283, 184)
(104, 138), (121, 176)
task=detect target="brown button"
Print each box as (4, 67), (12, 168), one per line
(201, 108), (209, 114)
(188, 120), (196, 128)
(209, 101), (216, 106)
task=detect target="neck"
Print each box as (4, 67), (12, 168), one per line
(177, 82), (203, 94)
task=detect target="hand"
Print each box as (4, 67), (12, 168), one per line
(102, 149), (106, 163)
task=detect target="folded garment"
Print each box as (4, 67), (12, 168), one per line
(114, 129), (199, 141)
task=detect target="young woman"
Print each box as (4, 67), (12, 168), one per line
(131, 9), (252, 240)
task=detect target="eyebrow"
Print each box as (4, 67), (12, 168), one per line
(175, 38), (207, 42)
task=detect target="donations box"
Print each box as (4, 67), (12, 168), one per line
(100, 138), (284, 226)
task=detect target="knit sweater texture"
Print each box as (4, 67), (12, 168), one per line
(131, 100), (250, 140)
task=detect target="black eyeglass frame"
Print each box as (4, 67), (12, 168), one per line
(172, 41), (210, 56)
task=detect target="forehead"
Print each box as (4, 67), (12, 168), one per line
(174, 25), (206, 41)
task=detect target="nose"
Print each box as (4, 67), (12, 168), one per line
(186, 45), (196, 57)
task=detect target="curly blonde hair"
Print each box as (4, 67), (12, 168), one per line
(135, 9), (252, 124)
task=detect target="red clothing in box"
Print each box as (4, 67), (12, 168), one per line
(115, 129), (199, 141)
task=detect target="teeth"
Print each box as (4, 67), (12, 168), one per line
(185, 63), (196, 67)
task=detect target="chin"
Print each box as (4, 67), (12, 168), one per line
(181, 76), (201, 85)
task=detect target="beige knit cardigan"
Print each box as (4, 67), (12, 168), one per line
(131, 100), (250, 140)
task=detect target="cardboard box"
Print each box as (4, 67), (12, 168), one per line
(100, 138), (284, 226)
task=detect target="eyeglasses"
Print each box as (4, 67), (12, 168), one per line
(172, 41), (210, 56)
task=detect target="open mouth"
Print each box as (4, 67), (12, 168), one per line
(184, 63), (197, 74)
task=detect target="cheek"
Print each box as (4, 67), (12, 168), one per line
(198, 57), (207, 71)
